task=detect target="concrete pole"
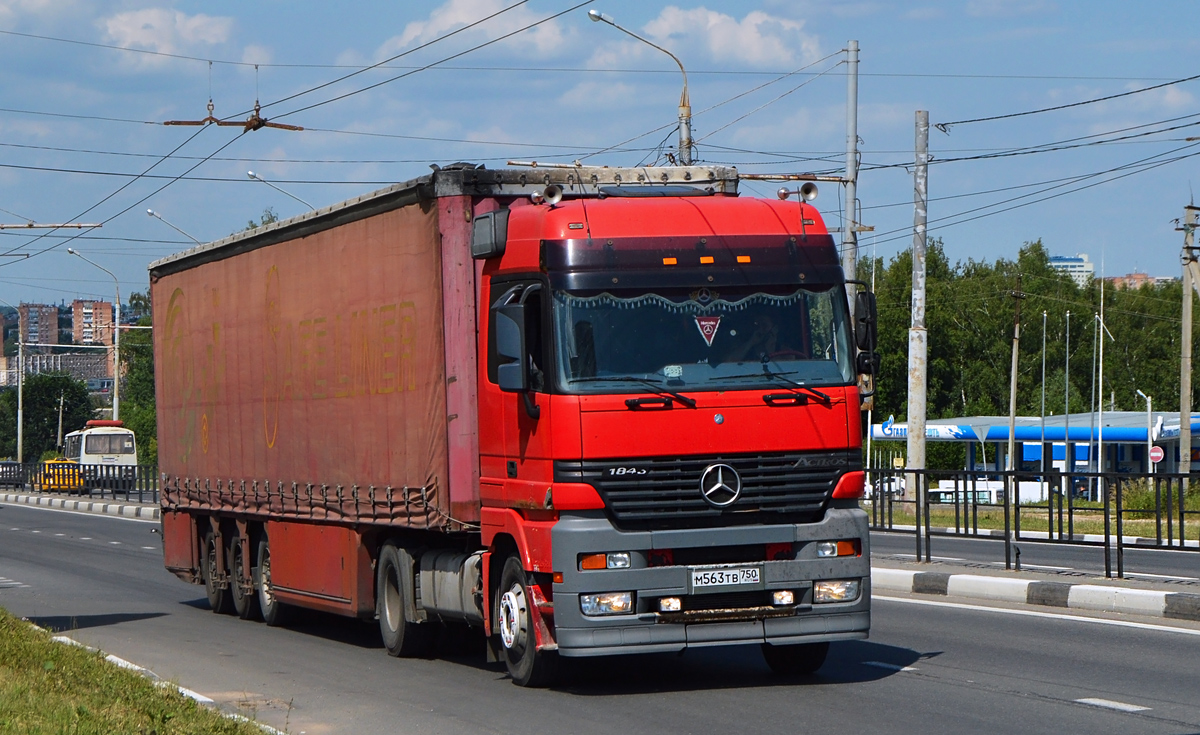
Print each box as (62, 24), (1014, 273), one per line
(1137, 390), (1152, 473)
(1181, 205), (1198, 478)
(1064, 311), (1071, 474)
(907, 110), (929, 530)
(1005, 277), (1024, 570)
(842, 41), (860, 303)
(112, 294), (120, 422)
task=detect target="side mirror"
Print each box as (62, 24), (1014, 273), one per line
(854, 291), (877, 352)
(471, 209), (509, 259)
(494, 303), (528, 392)
(856, 351), (880, 375)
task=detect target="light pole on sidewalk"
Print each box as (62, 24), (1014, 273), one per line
(0, 297), (22, 462)
(67, 249), (121, 422)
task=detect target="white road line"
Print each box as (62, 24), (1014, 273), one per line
(988, 562), (1073, 571)
(1124, 571), (1200, 581)
(1075, 698), (1150, 713)
(30, 530), (40, 533)
(109, 541), (121, 545)
(80, 537), (91, 540)
(8, 527), (17, 530)
(863, 660), (917, 672)
(141, 546), (156, 550)
(1, 503), (157, 524)
(873, 595), (1200, 636)
(884, 554), (967, 562)
(54, 533), (64, 536)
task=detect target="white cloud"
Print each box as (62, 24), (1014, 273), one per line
(905, 7), (943, 20)
(241, 44), (272, 66)
(558, 81), (637, 109)
(100, 8), (233, 58)
(375, 0), (568, 59)
(639, 6), (820, 68)
(0, 0), (68, 26)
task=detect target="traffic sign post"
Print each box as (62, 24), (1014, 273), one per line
(1150, 445), (1165, 466)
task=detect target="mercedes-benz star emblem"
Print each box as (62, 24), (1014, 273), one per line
(699, 463), (742, 508)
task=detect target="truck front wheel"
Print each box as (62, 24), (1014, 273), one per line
(761, 641), (829, 676)
(255, 534), (289, 627)
(202, 531), (233, 615)
(376, 544), (432, 657)
(497, 555), (558, 687)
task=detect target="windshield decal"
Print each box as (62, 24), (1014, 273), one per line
(695, 316), (722, 346)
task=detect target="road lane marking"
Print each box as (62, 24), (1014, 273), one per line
(863, 661), (917, 672)
(1125, 571), (1200, 581)
(31, 530), (40, 533)
(883, 554), (966, 562)
(0, 577), (30, 589)
(874, 595), (1200, 636)
(54, 533), (64, 536)
(141, 546), (156, 550)
(80, 537), (91, 540)
(109, 541), (121, 545)
(1, 503), (157, 524)
(988, 562), (1073, 571)
(1075, 698), (1150, 713)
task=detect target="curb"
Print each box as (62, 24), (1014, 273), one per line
(0, 492), (160, 521)
(39, 627), (284, 734)
(872, 567), (1200, 622)
(875, 524), (1199, 548)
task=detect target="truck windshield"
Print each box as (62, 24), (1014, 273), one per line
(553, 285), (855, 393)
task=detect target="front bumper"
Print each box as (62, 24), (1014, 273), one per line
(550, 506), (870, 657)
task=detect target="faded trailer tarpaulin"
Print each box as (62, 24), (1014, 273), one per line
(152, 200), (453, 529)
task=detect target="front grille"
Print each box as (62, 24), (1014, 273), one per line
(682, 591), (769, 612)
(555, 450), (857, 530)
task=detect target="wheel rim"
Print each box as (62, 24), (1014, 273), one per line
(206, 539), (219, 589)
(499, 584), (527, 651)
(260, 550), (274, 608)
(383, 564), (402, 632)
(231, 544), (244, 600)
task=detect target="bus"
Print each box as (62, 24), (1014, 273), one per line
(63, 420), (137, 492)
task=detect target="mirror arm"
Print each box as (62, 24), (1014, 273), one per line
(522, 392), (541, 420)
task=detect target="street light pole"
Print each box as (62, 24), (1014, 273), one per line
(0, 297), (22, 463)
(66, 248), (121, 422)
(1137, 389), (1152, 473)
(248, 171), (316, 211)
(588, 9), (692, 164)
(146, 209), (202, 246)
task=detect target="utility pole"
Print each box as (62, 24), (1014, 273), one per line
(56, 391), (65, 450)
(1064, 311), (1071, 477)
(1179, 205), (1200, 478)
(907, 110), (929, 561)
(1005, 276), (1025, 570)
(842, 40), (860, 305)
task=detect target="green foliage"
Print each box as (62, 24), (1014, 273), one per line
(0, 373), (92, 460)
(120, 292), (156, 465)
(243, 206), (278, 233)
(862, 239), (1192, 470)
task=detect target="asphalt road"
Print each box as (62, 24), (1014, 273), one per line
(3, 502), (1199, 735)
(871, 530), (1200, 583)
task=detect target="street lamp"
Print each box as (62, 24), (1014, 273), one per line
(247, 171), (316, 211)
(588, 8), (693, 165)
(1136, 389), (1153, 473)
(146, 209), (203, 246)
(0, 297), (22, 463)
(66, 248), (120, 422)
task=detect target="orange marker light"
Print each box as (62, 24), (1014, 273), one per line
(580, 553), (607, 570)
(737, 255), (751, 263)
(700, 256), (715, 264)
(553, 572), (564, 584)
(663, 257), (678, 265)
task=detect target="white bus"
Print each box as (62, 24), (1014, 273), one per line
(63, 420), (138, 491)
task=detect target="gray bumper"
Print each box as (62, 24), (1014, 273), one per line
(551, 507), (870, 657)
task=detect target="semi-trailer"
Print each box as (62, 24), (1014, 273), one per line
(151, 163), (878, 686)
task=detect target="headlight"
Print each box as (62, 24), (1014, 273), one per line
(814, 579), (860, 603)
(772, 590), (795, 606)
(579, 552), (632, 570)
(580, 592), (634, 616)
(658, 597), (682, 612)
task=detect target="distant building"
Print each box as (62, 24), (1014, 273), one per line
(1106, 272), (1176, 289)
(72, 299), (114, 346)
(18, 303), (58, 347)
(1049, 254), (1095, 286)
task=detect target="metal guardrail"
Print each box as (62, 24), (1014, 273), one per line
(0, 461), (159, 503)
(866, 468), (1199, 578)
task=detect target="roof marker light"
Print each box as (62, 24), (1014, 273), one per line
(737, 255), (751, 263)
(663, 257), (678, 265)
(699, 256), (714, 264)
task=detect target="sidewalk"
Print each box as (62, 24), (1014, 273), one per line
(0, 490), (160, 521)
(872, 555), (1200, 622)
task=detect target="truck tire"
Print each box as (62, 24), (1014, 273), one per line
(376, 544), (432, 657)
(228, 534), (260, 621)
(761, 641), (829, 676)
(255, 534), (290, 627)
(497, 555), (558, 687)
(202, 531), (233, 615)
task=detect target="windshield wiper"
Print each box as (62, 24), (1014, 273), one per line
(710, 368), (831, 403)
(569, 375), (697, 408)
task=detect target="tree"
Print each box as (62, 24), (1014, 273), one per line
(120, 291), (157, 465)
(243, 207), (278, 233)
(0, 372), (92, 460)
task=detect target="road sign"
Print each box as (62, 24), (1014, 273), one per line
(1150, 445), (1165, 464)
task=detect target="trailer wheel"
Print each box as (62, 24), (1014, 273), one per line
(228, 534), (260, 621)
(202, 531), (233, 615)
(761, 642), (829, 676)
(255, 534), (289, 627)
(497, 555), (558, 687)
(376, 544), (432, 657)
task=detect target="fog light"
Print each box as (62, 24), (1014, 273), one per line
(658, 596), (682, 612)
(607, 552), (631, 569)
(772, 590), (795, 606)
(816, 541), (838, 558)
(580, 592), (634, 616)
(814, 579), (861, 603)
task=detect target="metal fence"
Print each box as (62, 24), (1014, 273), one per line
(0, 461), (159, 503)
(866, 468), (1199, 578)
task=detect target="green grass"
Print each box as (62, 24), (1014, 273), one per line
(0, 607), (262, 735)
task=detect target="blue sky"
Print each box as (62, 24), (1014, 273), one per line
(1, 0), (1198, 305)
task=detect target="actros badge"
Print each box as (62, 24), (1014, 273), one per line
(699, 463), (742, 507)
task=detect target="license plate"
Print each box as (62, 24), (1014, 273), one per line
(691, 567), (761, 588)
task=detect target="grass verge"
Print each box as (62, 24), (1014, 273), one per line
(866, 503), (1200, 541)
(0, 607), (261, 735)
